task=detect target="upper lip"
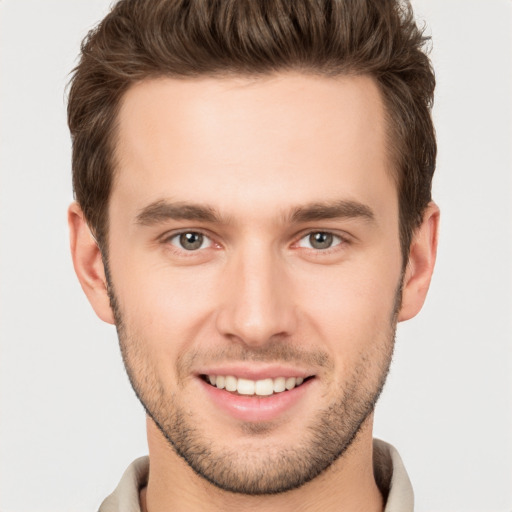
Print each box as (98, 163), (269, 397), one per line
(195, 364), (315, 380)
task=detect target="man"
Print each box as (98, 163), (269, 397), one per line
(67, 0), (439, 510)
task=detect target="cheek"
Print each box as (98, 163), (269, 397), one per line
(293, 259), (401, 349)
(296, 270), (398, 393)
(303, 256), (400, 306)
(112, 257), (220, 356)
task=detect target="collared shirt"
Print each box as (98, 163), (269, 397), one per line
(98, 439), (414, 512)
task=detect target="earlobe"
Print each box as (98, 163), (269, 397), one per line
(68, 202), (115, 325)
(398, 202), (440, 322)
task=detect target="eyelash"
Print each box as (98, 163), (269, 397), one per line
(161, 229), (350, 255)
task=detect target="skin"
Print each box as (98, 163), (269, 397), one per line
(69, 73), (439, 512)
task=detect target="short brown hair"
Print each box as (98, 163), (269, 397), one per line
(68, 0), (436, 263)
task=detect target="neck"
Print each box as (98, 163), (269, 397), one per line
(140, 415), (384, 512)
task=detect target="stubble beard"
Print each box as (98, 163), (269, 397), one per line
(106, 273), (400, 495)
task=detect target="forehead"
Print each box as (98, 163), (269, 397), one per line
(112, 73), (396, 223)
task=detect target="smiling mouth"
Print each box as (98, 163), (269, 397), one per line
(201, 374), (314, 397)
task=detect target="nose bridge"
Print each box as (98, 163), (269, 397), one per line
(216, 238), (296, 346)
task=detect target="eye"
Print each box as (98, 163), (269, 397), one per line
(297, 232), (343, 250)
(168, 231), (212, 251)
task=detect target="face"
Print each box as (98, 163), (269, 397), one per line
(106, 74), (403, 494)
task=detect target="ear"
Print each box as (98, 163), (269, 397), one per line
(398, 202), (440, 322)
(68, 202), (115, 324)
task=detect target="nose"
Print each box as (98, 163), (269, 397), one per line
(215, 243), (297, 347)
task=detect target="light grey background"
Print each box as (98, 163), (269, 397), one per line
(0, 1), (510, 511)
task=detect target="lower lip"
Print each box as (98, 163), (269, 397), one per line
(200, 377), (314, 422)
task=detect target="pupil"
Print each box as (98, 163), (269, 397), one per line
(180, 232), (203, 250)
(310, 232), (332, 249)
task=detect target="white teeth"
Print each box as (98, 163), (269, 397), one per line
(273, 377), (286, 393)
(237, 378), (255, 395)
(216, 375), (225, 389)
(255, 378), (274, 396)
(285, 377), (296, 390)
(206, 375), (307, 396)
(225, 375), (237, 392)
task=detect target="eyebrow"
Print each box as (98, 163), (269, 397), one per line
(135, 198), (375, 226)
(136, 200), (222, 225)
(289, 200), (375, 224)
